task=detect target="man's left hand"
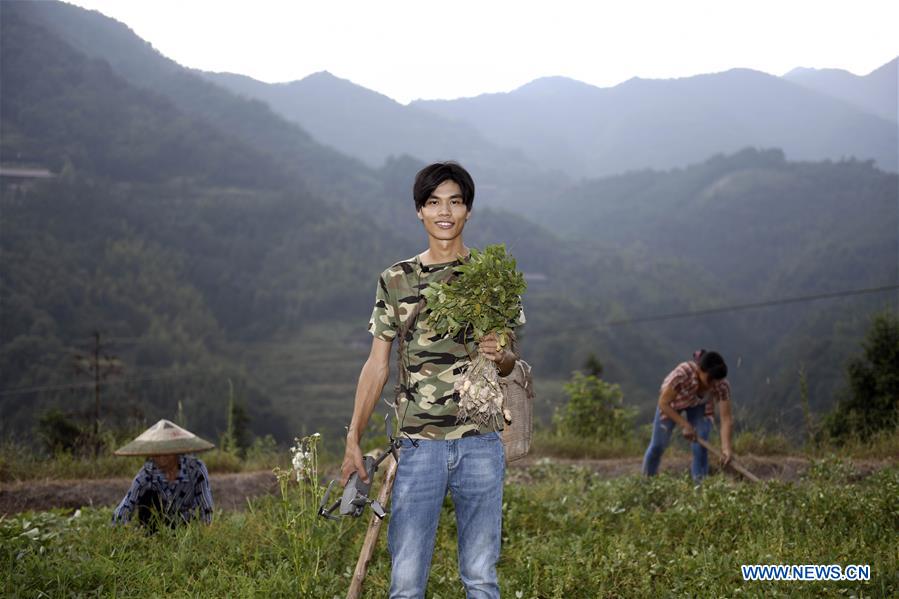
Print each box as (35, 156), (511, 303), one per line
(721, 448), (733, 466)
(478, 332), (506, 364)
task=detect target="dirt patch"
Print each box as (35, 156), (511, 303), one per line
(0, 471), (278, 516)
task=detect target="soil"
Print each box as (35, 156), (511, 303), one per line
(0, 471), (278, 516)
(1, 456), (892, 516)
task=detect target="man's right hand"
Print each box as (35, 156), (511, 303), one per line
(341, 442), (368, 486)
(681, 423), (697, 442)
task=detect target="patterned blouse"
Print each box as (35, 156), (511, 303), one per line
(112, 454), (213, 524)
(660, 361), (731, 420)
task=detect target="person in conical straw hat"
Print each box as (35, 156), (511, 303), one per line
(112, 419), (215, 528)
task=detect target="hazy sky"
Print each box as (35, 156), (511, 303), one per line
(68, 0), (898, 105)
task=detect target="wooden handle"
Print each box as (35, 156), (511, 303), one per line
(695, 437), (761, 483)
(346, 455), (399, 599)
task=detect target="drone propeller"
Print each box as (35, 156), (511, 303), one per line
(318, 479), (339, 521)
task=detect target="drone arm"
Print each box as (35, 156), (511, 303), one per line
(322, 500), (341, 520)
(370, 447), (394, 470)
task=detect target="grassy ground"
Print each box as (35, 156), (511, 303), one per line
(531, 429), (646, 460)
(531, 425), (899, 462)
(3, 457), (896, 598)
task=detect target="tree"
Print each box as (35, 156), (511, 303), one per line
(798, 363), (814, 445)
(36, 409), (83, 454)
(554, 372), (635, 441)
(583, 353), (604, 378)
(220, 380), (251, 457)
(824, 311), (899, 442)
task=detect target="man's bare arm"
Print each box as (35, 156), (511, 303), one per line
(658, 386), (696, 440)
(718, 398), (733, 464)
(340, 337), (392, 485)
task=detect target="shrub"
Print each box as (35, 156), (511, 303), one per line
(553, 372), (636, 442)
(35, 409), (83, 454)
(824, 311), (899, 442)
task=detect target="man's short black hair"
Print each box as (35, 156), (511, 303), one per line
(413, 162), (475, 211)
(696, 350), (728, 380)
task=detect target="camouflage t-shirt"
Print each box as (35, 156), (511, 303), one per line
(368, 254), (525, 440)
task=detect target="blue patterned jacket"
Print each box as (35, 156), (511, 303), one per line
(112, 455), (213, 524)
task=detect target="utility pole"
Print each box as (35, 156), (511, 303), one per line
(93, 331), (100, 442)
(73, 331), (122, 455)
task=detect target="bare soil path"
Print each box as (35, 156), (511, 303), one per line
(0, 471), (279, 515)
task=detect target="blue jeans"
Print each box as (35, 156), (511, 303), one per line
(387, 431), (505, 599)
(642, 405), (712, 482)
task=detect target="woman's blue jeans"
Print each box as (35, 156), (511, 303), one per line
(387, 431), (505, 599)
(642, 404), (712, 482)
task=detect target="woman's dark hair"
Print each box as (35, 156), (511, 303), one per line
(413, 162), (475, 211)
(694, 349), (728, 380)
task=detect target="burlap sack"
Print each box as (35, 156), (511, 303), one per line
(500, 360), (534, 463)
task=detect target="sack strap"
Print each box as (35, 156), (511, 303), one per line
(392, 264), (462, 406)
(394, 296), (427, 396)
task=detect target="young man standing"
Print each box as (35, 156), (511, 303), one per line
(341, 162), (518, 598)
(642, 349), (734, 482)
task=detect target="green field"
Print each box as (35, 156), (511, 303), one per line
(4, 458), (896, 598)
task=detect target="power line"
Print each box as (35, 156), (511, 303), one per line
(522, 283), (899, 336)
(0, 370), (199, 397)
(605, 283), (899, 326)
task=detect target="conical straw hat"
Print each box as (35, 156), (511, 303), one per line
(114, 419), (215, 456)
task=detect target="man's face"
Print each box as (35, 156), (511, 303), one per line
(417, 179), (470, 241)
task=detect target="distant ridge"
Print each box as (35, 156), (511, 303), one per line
(202, 68), (566, 209)
(784, 57), (897, 123)
(202, 69), (502, 169)
(413, 64), (897, 178)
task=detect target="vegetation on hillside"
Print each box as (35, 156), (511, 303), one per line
(1, 1), (895, 448)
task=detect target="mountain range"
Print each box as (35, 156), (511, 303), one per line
(413, 66), (897, 181)
(202, 58), (897, 190)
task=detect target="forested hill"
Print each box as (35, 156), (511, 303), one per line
(0, 1), (706, 441)
(0, 7), (286, 188)
(8, 0), (379, 203)
(540, 149), (897, 299)
(1, 1), (895, 445)
(0, 2), (413, 440)
(541, 149), (898, 427)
